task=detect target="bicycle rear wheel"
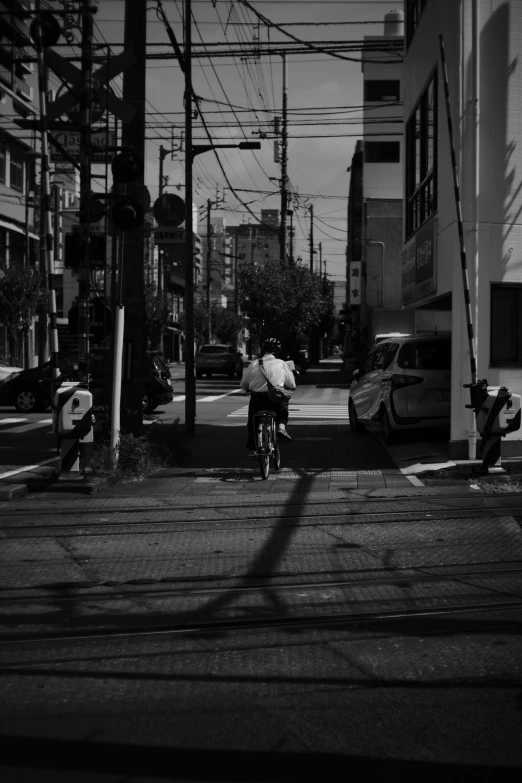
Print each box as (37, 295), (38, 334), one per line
(273, 421), (281, 470)
(258, 419), (270, 479)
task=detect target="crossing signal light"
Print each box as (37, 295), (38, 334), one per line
(29, 10), (61, 48)
(110, 150), (149, 231)
(111, 197), (144, 232)
(111, 150), (143, 184)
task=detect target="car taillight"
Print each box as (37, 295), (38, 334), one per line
(391, 374), (424, 390)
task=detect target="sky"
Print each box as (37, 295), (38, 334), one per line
(48, 0), (401, 299)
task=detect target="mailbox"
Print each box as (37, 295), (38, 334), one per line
(52, 386), (93, 439)
(476, 386), (521, 437)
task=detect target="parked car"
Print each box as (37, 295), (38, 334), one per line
(348, 334), (451, 443)
(0, 351), (173, 414)
(0, 358), (23, 383)
(195, 344), (243, 379)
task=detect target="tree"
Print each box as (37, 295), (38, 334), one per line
(212, 305), (240, 345)
(238, 258), (332, 350)
(0, 264), (42, 365)
(144, 283), (170, 351)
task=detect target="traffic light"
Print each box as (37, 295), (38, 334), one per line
(110, 150), (150, 232)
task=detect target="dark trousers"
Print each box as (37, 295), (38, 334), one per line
(247, 392), (289, 449)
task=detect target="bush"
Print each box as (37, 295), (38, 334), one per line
(91, 430), (173, 483)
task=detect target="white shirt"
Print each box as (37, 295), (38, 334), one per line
(240, 353), (297, 394)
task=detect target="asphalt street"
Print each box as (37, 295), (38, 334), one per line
(0, 361), (521, 782)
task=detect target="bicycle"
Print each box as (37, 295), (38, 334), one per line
(253, 409), (281, 480)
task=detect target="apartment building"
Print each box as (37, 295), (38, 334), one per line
(0, 0), (37, 364)
(403, 0), (522, 456)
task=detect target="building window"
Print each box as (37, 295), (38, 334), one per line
(406, 0), (428, 48)
(491, 285), (522, 366)
(9, 149), (24, 192)
(364, 80), (401, 102)
(364, 141), (400, 163)
(406, 70), (437, 238)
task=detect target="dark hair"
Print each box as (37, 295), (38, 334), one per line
(262, 338), (281, 354)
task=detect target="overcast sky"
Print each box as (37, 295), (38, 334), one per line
(51, 0), (401, 292)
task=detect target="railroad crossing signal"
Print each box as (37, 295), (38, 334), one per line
(45, 49), (137, 124)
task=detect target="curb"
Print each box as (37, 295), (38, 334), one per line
(0, 465), (113, 500)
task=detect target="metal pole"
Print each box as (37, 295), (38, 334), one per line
(78, 0), (93, 384)
(280, 52), (288, 263)
(309, 204), (314, 272)
(206, 198), (212, 343)
(184, 0), (196, 435)
(439, 34), (477, 386)
(35, 0), (59, 381)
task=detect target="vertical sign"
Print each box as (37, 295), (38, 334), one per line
(349, 261), (362, 305)
(402, 217), (436, 305)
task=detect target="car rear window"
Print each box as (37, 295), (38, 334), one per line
(152, 355), (167, 372)
(398, 340), (451, 370)
(199, 346), (227, 354)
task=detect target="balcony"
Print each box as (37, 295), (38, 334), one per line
(0, 65), (13, 89)
(15, 76), (32, 102)
(13, 46), (33, 73)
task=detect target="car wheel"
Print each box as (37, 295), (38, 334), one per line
(14, 389), (40, 413)
(196, 371), (202, 379)
(227, 370), (234, 379)
(380, 408), (396, 444)
(235, 366), (243, 379)
(143, 393), (156, 414)
(207, 372), (212, 378)
(348, 399), (363, 433)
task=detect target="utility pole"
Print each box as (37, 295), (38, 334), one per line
(287, 208), (294, 263)
(309, 204), (314, 272)
(319, 242), (322, 277)
(184, 0), (196, 436)
(158, 145), (169, 197)
(78, 0), (94, 382)
(121, 0), (146, 431)
(206, 199), (213, 343)
(280, 52), (288, 263)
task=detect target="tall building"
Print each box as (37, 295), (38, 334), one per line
(403, 0), (522, 457)
(0, 0), (37, 364)
(345, 11), (404, 344)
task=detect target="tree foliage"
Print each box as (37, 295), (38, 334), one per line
(238, 259), (334, 347)
(0, 264), (41, 334)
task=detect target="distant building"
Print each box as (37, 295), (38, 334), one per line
(346, 10), (404, 344)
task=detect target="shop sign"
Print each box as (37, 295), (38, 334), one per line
(349, 261), (362, 305)
(154, 228), (185, 245)
(50, 129), (116, 162)
(402, 217), (436, 305)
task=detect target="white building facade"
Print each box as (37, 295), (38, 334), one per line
(403, 0), (522, 457)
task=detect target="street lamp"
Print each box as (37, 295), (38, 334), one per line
(183, 4), (260, 435)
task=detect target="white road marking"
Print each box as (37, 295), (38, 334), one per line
(4, 418), (53, 434)
(0, 456), (59, 480)
(0, 418), (28, 425)
(228, 404), (349, 419)
(171, 395), (186, 401)
(197, 388), (244, 402)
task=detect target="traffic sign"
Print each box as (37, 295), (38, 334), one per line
(46, 49), (137, 124)
(154, 228), (185, 245)
(153, 194), (186, 227)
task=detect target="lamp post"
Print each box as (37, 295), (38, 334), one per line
(183, 99), (260, 434)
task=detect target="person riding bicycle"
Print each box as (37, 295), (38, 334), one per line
(240, 337), (296, 452)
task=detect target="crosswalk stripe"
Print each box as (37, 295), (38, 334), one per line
(197, 388), (244, 402)
(0, 418), (28, 426)
(228, 405), (349, 419)
(4, 418), (53, 434)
